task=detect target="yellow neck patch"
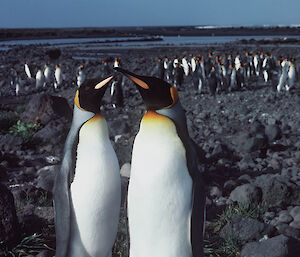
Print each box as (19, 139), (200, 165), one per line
(85, 113), (104, 124)
(74, 90), (85, 111)
(142, 110), (170, 123)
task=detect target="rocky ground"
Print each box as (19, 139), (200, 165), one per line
(1, 42), (300, 257)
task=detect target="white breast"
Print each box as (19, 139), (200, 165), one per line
(36, 70), (45, 88)
(55, 68), (62, 84)
(70, 118), (121, 256)
(128, 117), (193, 257)
(44, 67), (51, 81)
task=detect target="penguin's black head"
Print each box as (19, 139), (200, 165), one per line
(74, 76), (113, 113)
(114, 67), (178, 110)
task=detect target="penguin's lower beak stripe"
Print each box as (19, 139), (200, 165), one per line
(95, 76), (114, 89)
(127, 75), (149, 89)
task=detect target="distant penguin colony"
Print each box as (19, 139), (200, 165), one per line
(7, 49), (298, 98)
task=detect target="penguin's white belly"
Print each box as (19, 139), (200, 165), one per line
(128, 128), (193, 257)
(69, 121), (121, 256)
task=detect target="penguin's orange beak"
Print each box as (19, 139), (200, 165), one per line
(114, 67), (149, 89)
(94, 76), (114, 89)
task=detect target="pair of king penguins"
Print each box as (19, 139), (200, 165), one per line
(54, 67), (206, 257)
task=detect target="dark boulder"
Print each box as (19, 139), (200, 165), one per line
(241, 234), (300, 257)
(265, 124), (281, 142)
(20, 94), (72, 126)
(220, 214), (275, 244)
(0, 183), (20, 248)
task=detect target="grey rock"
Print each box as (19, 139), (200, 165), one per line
(265, 124), (281, 142)
(209, 186), (222, 198)
(35, 165), (59, 193)
(18, 204), (47, 235)
(254, 174), (291, 207)
(289, 206), (300, 218)
(289, 220), (300, 229)
(34, 206), (54, 224)
(220, 214), (275, 244)
(242, 135), (267, 153)
(278, 212), (293, 224)
(249, 120), (265, 135)
(276, 223), (300, 240)
(237, 174), (252, 184)
(263, 211), (276, 221)
(223, 180), (237, 194)
(24, 167), (36, 175)
(229, 183), (262, 204)
(241, 234), (300, 257)
(0, 134), (23, 151)
(120, 163), (131, 178)
(294, 213), (300, 222)
(215, 196), (228, 206)
(20, 94), (72, 126)
(32, 117), (69, 146)
(108, 119), (130, 136)
(0, 183), (20, 248)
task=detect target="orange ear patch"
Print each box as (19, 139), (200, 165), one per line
(74, 90), (85, 110)
(95, 76), (113, 89)
(127, 75), (149, 89)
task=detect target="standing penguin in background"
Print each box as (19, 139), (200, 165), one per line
(24, 61), (34, 81)
(287, 57), (298, 91)
(154, 58), (165, 80)
(207, 66), (218, 96)
(11, 69), (23, 97)
(182, 56), (190, 77)
(173, 62), (184, 90)
(36, 67), (45, 90)
(53, 76), (121, 257)
(44, 62), (52, 88)
(76, 65), (86, 88)
(54, 64), (63, 90)
(115, 67), (206, 257)
(277, 58), (290, 92)
(110, 75), (124, 108)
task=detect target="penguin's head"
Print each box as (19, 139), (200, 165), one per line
(74, 76), (113, 113)
(114, 67), (178, 110)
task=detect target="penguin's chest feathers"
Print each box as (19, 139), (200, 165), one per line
(133, 111), (188, 179)
(71, 117), (119, 218)
(131, 111), (192, 208)
(129, 112), (193, 256)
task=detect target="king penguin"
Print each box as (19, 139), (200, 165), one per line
(53, 75), (121, 257)
(115, 67), (206, 257)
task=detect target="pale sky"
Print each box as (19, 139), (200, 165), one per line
(1, 0), (300, 28)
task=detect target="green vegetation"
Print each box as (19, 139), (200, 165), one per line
(15, 191), (53, 214)
(0, 234), (51, 257)
(204, 237), (241, 257)
(9, 120), (37, 142)
(204, 202), (266, 256)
